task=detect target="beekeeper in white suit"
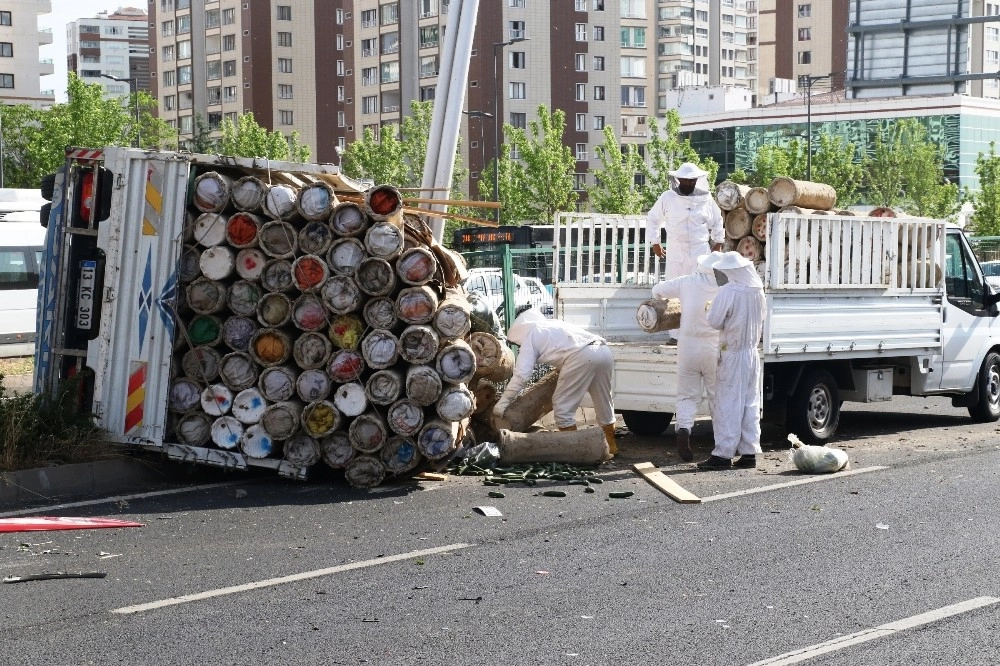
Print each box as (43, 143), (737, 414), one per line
(493, 306), (618, 456)
(650, 252), (724, 461)
(697, 251), (767, 470)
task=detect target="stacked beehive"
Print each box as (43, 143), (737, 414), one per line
(166, 172), (513, 488)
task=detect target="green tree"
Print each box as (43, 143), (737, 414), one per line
(810, 134), (865, 207)
(477, 143), (535, 225)
(733, 141), (806, 187)
(504, 104), (578, 224)
(586, 125), (645, 214)
(969, 142), (1000, 236)
(341, 100), (438, 187)
(217, 112), (310, 162)
(190, 113), (216, 153)
(642, 110), (718, 209)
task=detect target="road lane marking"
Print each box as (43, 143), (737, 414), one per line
(111, 542), (473, 614)
(747, 596), (1000, 666)
(0, 481), (249, 518)
(701, 466), (888, 502)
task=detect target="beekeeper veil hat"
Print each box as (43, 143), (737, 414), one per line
(696, 251), (726, 277)
(668, 162), (710, 194)
(507, 306), (546, 346)
(715, 251), (762, 290)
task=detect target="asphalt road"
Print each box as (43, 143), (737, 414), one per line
(2, 395), (999, 666)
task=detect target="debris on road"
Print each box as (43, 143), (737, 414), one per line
(788, 433), (850, 473)
(3, 571), (107, 584)
(0, 517), (145, 533)
(633, 462), (701, 503)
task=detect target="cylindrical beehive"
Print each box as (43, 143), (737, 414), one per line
(356, 257), (397, 297)
(349, 411), (389, 453)
(364, 222), (404, 260)
(343, 455), (386, 489)
(330, 201), (369, 238)
(241, 424), (275, 458)
(436, 384), (476, 422)
(381, 436), (422, 476)
(292, 331), (332, 370)
(175, 411), (213, 445)
(219, 351), (259, 392)
(291, 293), (328, 332)
(186, 277), (227, 315)
(193, 172), (233, 213)
(744, 187), (773, 215)
(232, 387), (267, 425)
(258, 220), (298, 259)
(258, 365), (298, 402)
(365, 184), (404, 225)
(284, 432), (322, 468)
(225, 212), (262, 249)
(327, 314), (364, 350)
(261, 401), (304, 440)
(235, 247), (267, 280)
(333, 381), (368, 418)
(715, 181), (751, 211)
(361, 329), (400, 370)
(327, 348), (366, 383)
(365, 369), (404, 406)
(200, 383), (234, 417)
(263, 184), (300, 221)
(227, 280), (263, 317)
(231, 175), (267, 213)
(436, 339), (477, 385)
(257, 292), (293, 327)
(321, 431), (355, 469)
(296, 181), (339, 221)
(396, 286), (438, 325)
(417, 419), (460, 460)
(297, 220), (334, 256)
(192, 213), (228, 247)
(291, 255), (329, 292)
(396, 247), (437, 286)
(249, 328), (292, 367)
(301, 400), (342, 438)
(211, 416), (244, 450)
(768, 177), (837, 210)
(222, 315), (257, 352)
(261, 258), (295, 293)
(321, 275), (365, 314)
(181, 346), (222, 383)
(169, 378), (203, 413)
(736, 236), (764, 262)
(724, 208), (752, 240)
(363, 297), (398, 330)
(296, 368), (333, 403)
(327, 237), (367, 276)
(405, 363), (443, 407)
(387, 398), (424, 438)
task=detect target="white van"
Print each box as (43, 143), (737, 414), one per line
(0, 217), (46, 358)
(464, 267), (555, 317)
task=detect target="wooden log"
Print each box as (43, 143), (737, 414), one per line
(361, 328), (400, 369)
(261, 258), (295, 293)
(356, 257), (397, 297)
(297, 219), (335, 256)
(301, 400), (342, 438)
(235, 248), (267, 280)
(744, 187), (773, 215)
(333, 381), (369, 418)
(722, 238), (738, 252)
(768, 177), (837, 210)
(364, 221), (405, 260)
(715, 181), (751, 211)
(321, 275), (365, 315)
(330, 201), (370, 238)
(193, 171), (233, 213)
(168, 377), (203, 413)
(179, 245), (202, 283)
(778, 205), (815, 215)
(225, 212), (262, 249)
(258, 220), (298, 259)
(724, 207), (752, 240)
(381, 436), (423, 476)
(292, 255), (329, 292)
(261, 401), (304, 440)
(219, 351), (259, 392)
(386, 398), (424, 437)
(193, 213), (228, 247)
(498, 427), (608, 465)
(210, 415), (244, 450)
(405, 364), (443, 406)
(469, 332), (514, 382)
(344, 455), (386, 489)
(231, 175), (267, 213)
(755, 261), (768, 286)
(396, 247), (438, 286)
(417, 419), (460, 460)
(349, 410), (389, 453)
(199, 246), (236, 281)
(320, 431), (355, 469)
(327, 238), (367, 276)
(258, 365), (298, 402)
(327, 348), (366, 383)
(752, 213), (768, 242)
(870, 206), (897, 218)
(737, 236), (764, 262)
(363, 297), (398, 330)
(186, 277), (227, 315)
(292, 331), (332, 370)
(399, 324), (440, 365)
(284, 432), (321, 467)
(249, 328), (291, 367)
(200, 383), (234, 417)
(436, 339), (477, 385)
(181, 346), (221, 383)
(232, 387), (268, 425)
(433, 287), (472, 339)
(291, 293), (328, 332)
(436, 384), (476, 422)
(396, 286), (438, 325)
(636, 298), (681, 333)
(493, 370), (559, 432)
(263, 183), (301, 221)
(186, 314), (223, 347)
(296, 368), (333, 402)
(175, 411), (213, 445)
(227, 280), (263, 317)
(365, 369), (404, 406)
(327, 314), (364, 350)
(257, 292), (293, 327)
(240, 424), (275, 458)
(296, 181), (339, 221)
(365, 184), (404, 227)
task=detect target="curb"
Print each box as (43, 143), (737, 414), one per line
(0, 458), (172, 508)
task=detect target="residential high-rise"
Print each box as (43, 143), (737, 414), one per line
(0, 0), (55, 107)
(757, 0), (848, 97)
(67, 8), (150, 99)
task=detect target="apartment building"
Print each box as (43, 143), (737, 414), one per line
(67, 8), (150, 99)
(0, 0), (55, 107)
(757, 0), (848, 98)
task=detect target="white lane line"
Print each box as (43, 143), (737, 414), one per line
(0, 481), (248, 518)
(748, 596), (1000, 666)
(111, 542), (473, 614)
(701, 466), (888, 503)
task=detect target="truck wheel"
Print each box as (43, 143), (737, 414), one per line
(621, 410), (673, 436)
(40, 173), (56, 201)
(787, 369), (840, 442)
(968, 351), (1000, 423)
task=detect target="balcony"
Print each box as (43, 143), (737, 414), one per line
(382, 105), (400, 113)
(38, 58), (54, 75)
(36, 0), (52, 13)
(38, 28), (53, 46)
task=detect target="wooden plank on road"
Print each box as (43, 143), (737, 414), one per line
(632, 462), (701, 504)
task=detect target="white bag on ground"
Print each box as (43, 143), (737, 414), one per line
(788, 433), (849, 473)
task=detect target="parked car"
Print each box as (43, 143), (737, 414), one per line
(981, 259), (1000, 290)
(464, 268), (554, 316)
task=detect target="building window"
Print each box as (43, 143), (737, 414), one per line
(363, 95), (378, 114)
(575, 53), (586, 71)
(989, 26), (1000, 41)
(338, 111), (345, 127)
(207, 112), (222, 130)
(223, 8), (236, 24)
(381, 33), (400, 54)
(593, 26), (605, 41)
(278, 32), (292, 47)
(509, 81), (526, 99)
(162, 70), (175, 86)
(593, 85), (605, 100)
(0, 12), (9, 27)
(207, 60), (222, 80)
(593, 55), (605, 71)
(363, 66), (377, 85)
(161, 0), (173, 10)
(510, 51), (526, 69)
(338, 86), (345, 101)
(798, 4), (811, 17)
(593, 115), (605, 130)
(177, 15), (191, 34)
(574, 173), (587, 190)
(575, 113), (586, 131)
(278, 58), (293, 73)
(337, 60), (344, 75)
(223, 34), (236, 51)
(798, 27), (811, 41)
(420, 25), (439, 48)
(206, 35), (221, 55)
(420, 85), (436, 101)
(798, 51), (811, 64)
(336, 8), (344, 24)
(163, 95), (175, 110)
(179, 115), (193, 133)
(161, 45), (175, 62)
(576, 83), (586, 101)
(223, 60), (236, 77)
(621, 27), (646, 48)
(510, 0), (525, 7)
(277, 5), (292, 20)
(419, 56), (438, 78)
(381, 61), (399, 83)
(362, 38), (377, 57)
(177, 65), (192, 84)
(361, 9), (377, 28)
(621, 85), (645, 107)
(206, 9), (220, 29)
(575, 143), (587, 160)
(381, 3), (400, 25)
(223, 86), (237, 102)
(510, 112), (527, 129)
(575, 0), (586, 10)
(280, 110), (293, 125)
(420, 0), (438, 17)
(510, 20), (525, 40)
(162, 20), (174, 37)
(207, 86), (222, 104)
(576, 23), (587, 41)
(178, 40), (191, 59)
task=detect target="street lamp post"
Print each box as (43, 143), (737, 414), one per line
(463, 110), (493, 192)
(334, 145), (344, 171)
(493, 36), (529, 223)
(101, 74), (140, 148)
(804, 73), (832, 181)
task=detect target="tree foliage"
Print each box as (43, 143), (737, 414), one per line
(969, 142), (1000, 236)
(505, 105), (578, 224)
(217, 112), (310, 162)
(809, 134), (865, 207)
(641, 110), (717, 209)
(586, 125), (645, 215)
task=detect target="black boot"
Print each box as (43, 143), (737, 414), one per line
(676, 428), (693, 462)
(734, 454), (757, 469)
(696, 455), (733, 470)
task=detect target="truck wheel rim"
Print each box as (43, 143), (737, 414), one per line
(808, 385), (831, 430)
(989, 363), (1000, 408)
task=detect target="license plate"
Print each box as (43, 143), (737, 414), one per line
(76, 260), (97, 330)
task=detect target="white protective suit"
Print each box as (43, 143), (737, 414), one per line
(495, 308), (615, 429)
(646, 187), (725, 282)
(706, 255), (767, 459)
(650, 253), (722, 431)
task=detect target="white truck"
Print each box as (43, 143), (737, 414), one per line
(552, 212), (1000, 442)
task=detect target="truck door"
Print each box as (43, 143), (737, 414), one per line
(939, 231), (997, 389)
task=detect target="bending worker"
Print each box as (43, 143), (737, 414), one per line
(493, 306), (618, 456)
(697, 252), (766, 471)
(650, 252), (723, 461)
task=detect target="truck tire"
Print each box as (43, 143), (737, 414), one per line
(40, 173), (56, 201)
(968, 351), (1000, 423)
(621, 410), (673, 437)
(787, 369), (840, 442)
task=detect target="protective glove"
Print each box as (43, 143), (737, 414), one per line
(492, 397), (511, 421)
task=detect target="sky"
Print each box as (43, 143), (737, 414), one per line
(39, 1), (124, 102)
